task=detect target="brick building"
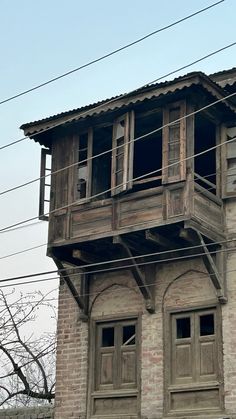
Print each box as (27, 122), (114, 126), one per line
(22, 68), (236, 418)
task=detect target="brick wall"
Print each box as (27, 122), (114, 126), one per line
(0, 406), (53, 418)
(54, 276), (88, 419)
(54, 255), (236, 419)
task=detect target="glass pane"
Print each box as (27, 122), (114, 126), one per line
(102, 327), (114, 347)
(123, 325), (136, 346)
(200, 314), (214, 336)
(176, 317), (191, 339)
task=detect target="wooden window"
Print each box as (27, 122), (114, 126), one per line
(171, 309), (218, 385)
(111, 112), (134, 195)
(223, 127), (236, 197)
(163, 101), (186, 183)
(39, 148), (51, 220)
(95, 319), (138, 392)
(167, 307), (222, 413)
(76, 128), (93, 200)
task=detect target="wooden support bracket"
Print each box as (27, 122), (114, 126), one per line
(146, 229), (175, 249)
(113, 236), (155, 313)
(179, 228), (227, 303)
(53, 256), (89, 321)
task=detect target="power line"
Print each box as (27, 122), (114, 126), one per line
(0, 40), (235, 152)
(0, 93), (235, 233)
(0, 164), (228, 237)
(1, 238), (235, 285)
(0, 168), (224, 256)
(0, 243), (47, 260)
(1, 246), (236, 293)
(1, 52), (236, 197)
(0, 0), (224, 108)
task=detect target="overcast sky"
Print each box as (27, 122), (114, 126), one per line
(0, 0), (235, 320)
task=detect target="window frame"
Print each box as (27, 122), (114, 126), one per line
(74, 128), (93, 202)
(162, 100), (186, 184)
(111, 111), (134, 196)
(39, 147), (52, 221)
(88, 314), (141, 418)
(222, 126), (236, 198)
(164, 304), (223, 415)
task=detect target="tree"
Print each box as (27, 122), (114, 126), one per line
(0, 288), (56, 407)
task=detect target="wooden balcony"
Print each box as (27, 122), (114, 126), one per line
(48, 180), (224, 247)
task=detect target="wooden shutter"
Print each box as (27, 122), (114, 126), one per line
(95, 320), (137, 392)
(39, 148), (51, 220)
(171, 309), (217, 386)
(162, 101), (186, 184)
(96, 324), (116, 391)
(111, 112), (134, 195)
(171, 313), (194, 385)
(120, 322), (137, 389)
(195, 310), (217, 382)
(223, 127), (236, 197)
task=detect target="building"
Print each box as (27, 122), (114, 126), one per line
(21, 68), (236, 419)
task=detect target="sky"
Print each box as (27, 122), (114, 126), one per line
(0, 0), (235, 327)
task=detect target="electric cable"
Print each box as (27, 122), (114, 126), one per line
(1, 245), (236, 292)
(1, 238), (236, 285)
(0, 80), (235, 198)
(0, 40), (235, 152)
(0, 0), (225, 108)
(0, 93), (235, 233)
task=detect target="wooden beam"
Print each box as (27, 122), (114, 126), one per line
(113, 236), (155, 313)
(179, 228), (226, 303)
(52, 256), (88, 320)
(72, 249), (100, 264)
(195, 231), (226, 303)
(146, 229), (176, 249)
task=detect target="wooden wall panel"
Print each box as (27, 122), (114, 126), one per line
(119, 194), (163, 228)
(170, 388), (220, 411)
(93, 396), (137, 415)
(194, 192), (222, 231)
(71, 204), (112, 238)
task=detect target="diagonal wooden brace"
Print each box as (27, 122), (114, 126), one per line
(179, 228), (227, 303)
(113, 236), (155, 313)
(53, 256), (89, 320)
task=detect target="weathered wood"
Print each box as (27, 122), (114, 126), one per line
(162, 100), (186, 184)
(73, 249), (100, 264)
(145, 230), (175, 249)
(52, 256), (87, 318)
(179, 228), (226, 302)
(113, 236), (155, 313)
(195, 231), (226, 302)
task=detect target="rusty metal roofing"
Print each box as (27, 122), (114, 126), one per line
(21, 70), (236, 137)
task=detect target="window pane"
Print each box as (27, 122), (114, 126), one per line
(102, 327), (114, 347)
(123, 325), (136, 346)
(176, 317), (191, 339)
(200, 314), (214, 336)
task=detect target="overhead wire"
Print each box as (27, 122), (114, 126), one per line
(0, 40), (235, 152)
(1, 245), (236, 293)
(0, 164), (224, 257)
(0, 92), (235, 233)
(1, 237), (236, 285)
(0, 0), (225, 108)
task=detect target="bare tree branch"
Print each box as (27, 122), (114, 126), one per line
(0, 289), (56, 407)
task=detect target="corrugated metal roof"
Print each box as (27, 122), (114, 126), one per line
(209, 67), (236, 88)
(21, 70), (236, 137)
